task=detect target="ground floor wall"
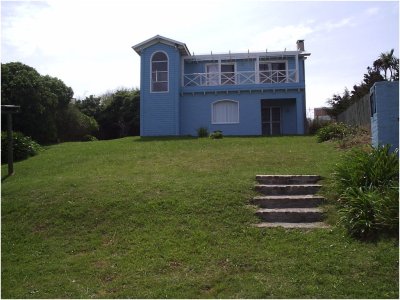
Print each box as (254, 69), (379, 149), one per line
(180, 90), (306, 136)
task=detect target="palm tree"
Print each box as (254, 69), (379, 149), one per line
(373, 49), (398, 81)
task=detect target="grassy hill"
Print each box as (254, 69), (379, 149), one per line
(1, 136), (398, 298)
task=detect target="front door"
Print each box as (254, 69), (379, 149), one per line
(261, 103), (281, 135)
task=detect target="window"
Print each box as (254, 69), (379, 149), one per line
(259, 62), (287, 83)
(151, 52), (168, 92)
(221, 64), (235, 85)
(212, 100), (239, 124)
(205, 63), (235, 85)
(206, 64), (219, 86)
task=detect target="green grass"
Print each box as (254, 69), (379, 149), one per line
(1, 136), (398, 298)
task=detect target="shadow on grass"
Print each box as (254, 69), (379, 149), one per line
(2, 173), (13, 182)
(133, 135), (306, 142)
(133, 136), (199, 142)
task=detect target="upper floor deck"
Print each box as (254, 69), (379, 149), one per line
(133, 35), (310, 94)
(181, 50), (309, 93)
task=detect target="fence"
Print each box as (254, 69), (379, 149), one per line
(337, 94), (371, 128)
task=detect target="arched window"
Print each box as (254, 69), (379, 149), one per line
(212, 100), (239, 124)
(151, 51), (168, 92)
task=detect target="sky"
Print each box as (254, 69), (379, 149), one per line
(1, 0), (399, 116)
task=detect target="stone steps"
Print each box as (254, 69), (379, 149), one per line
(255, 184), (322, 196)
(256, 208), (325, 223)
(256, 175), (321, 185)
(251, 195), (325, 208)
(252, 175), (328, 229)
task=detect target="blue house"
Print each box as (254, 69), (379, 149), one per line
(132, 35), (310, 136)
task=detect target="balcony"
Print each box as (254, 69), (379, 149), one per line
(183, 69), (298, 87)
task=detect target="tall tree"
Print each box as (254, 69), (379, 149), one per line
(373, 49), (398, 81)
(1, 62), (97, 143)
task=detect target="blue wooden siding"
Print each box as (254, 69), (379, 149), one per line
(180, 92), (304, 136)
(370, 81), (399, 151)
(140, 43), (181, 136)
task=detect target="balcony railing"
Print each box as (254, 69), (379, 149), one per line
(183, 69), (298, 87)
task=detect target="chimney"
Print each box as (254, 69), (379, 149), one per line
(296, 40), (304, 51)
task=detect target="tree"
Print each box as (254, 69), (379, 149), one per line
(96, 88), (140, 139)
(57, 104), (99, 141)
(373, 49), (398, 81)
(1, 62), (74, 143)
(326, 88), (352, 118)
(326, 49), (398, 117)
(1, 62), (97, 143)
(75, 95), (102, 119)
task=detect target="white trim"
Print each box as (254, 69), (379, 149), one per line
(133, 35), (190, 56)
(183, 51), (309, 61)
(150, 51), (169, 93)
(211, 99), (240, 124)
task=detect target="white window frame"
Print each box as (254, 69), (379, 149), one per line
(211, 100), (240, 124)
(150, 51), (169, 93)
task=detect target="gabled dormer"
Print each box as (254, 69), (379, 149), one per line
(132, 35), (189, 136)
(132, 35), (190, 56)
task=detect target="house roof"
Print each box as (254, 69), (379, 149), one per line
(132, 35), (191, 56)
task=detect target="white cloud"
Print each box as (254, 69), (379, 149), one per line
(249, 24), (314, 52)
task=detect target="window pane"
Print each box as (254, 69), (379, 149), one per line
(272, 123), (281, 135)
(152, 52), (167, 61)
(152, 61), (167, 71)
(152, 71), (168, 82)
(262, 107), (271, 122)
(152, 82), (168, 92)
(271, 63), (285, 70)
(221, 64), (235, 85)
(259, 63), (270, 71)
(206, 64), (219, 73)
(221, 64), (234, 72)
(272, 107), (280, 122)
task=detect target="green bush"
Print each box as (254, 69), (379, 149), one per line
(316, 122), (354, 143)
(308, 118), (331, 135)
(1, 131), (42, 162)
(210, 130), (223, 139)
(196, 127), (209, 138)
(333, 145), (399, 239)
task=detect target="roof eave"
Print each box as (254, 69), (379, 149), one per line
(132, 35), (190, 56)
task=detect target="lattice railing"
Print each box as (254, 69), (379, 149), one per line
(183, 70), (297, 87)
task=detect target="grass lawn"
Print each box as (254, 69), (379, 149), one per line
(1, 136), (398, 298)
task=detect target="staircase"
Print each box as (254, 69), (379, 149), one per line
(251, 175), (329, 228)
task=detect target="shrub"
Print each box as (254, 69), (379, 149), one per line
(333, 145), (399, 239)
(1, 131), (42, 162)
(333, 145), (398, 194)
(316, 122), (354, 143)
(196, 127), (209, 138)
(308, 118), (331, 135)
(210, 130), (223, 139)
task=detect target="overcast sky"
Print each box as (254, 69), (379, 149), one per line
(1, 0), (399, 115)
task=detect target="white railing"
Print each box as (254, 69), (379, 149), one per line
(183, 70), (298, 87)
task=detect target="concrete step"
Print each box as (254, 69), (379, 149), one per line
(256, 175), (321, 185)
(255, 222), (330, 229)
(255, 184), (322, 196)
(255, 208), (325, 223)
(250, 195), (325, 208)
